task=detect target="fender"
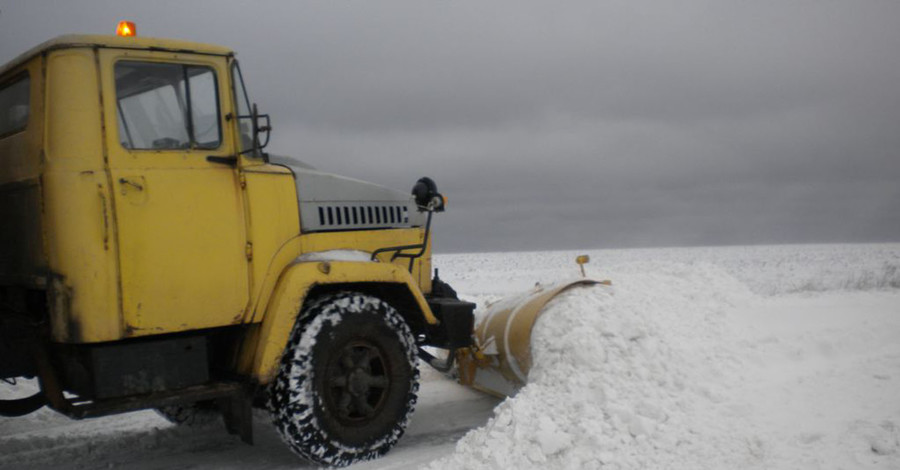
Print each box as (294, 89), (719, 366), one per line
(239, 259), (438, 383)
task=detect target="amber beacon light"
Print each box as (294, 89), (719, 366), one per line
(116, 21), (136, 37)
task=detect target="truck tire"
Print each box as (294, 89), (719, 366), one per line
(269, 291), (419, 467)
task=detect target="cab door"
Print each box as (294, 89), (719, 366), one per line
(100, 50), (249, 336)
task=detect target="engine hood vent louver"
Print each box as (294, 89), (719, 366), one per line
(316, 204), (410, 229)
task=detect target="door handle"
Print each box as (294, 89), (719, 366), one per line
(207, 155), (238, 166)
(119, 178), (144, 191)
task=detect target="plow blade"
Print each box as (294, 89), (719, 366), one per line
(457, 279), (609, 397)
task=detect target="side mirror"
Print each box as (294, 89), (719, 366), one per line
(238, 103), (272, 162)
(250, 103), (271, 162)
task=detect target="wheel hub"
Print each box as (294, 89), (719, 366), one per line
(326, 341), (390, 423)
(348, 369), (370, 396)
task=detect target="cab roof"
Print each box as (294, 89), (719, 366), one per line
(1, 34), (234, 77)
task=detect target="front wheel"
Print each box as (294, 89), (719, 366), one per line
(269, 292), (420, 467)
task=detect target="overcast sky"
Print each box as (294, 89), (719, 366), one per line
(2, 1), (898, 253)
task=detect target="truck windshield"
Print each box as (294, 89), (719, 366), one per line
(115, 61), (221, 150)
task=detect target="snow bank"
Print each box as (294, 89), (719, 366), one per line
(429, 245), (900, 470)
(710, 244), (900, 295)
(431, 264), (757, 469)
(436, 243), (900, 299)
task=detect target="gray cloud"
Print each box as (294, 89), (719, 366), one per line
(1, 0), (898, 252)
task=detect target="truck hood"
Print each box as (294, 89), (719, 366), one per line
(274, 156), (425, 233)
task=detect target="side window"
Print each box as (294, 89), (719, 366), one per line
(188, 70), (220, 147)
(0, 74), (30, 138)
(115, 61), (221, 150)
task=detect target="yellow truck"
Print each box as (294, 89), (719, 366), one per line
(0, 27), (476, 467)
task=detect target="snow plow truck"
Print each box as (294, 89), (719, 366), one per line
(0, 24), (598, 467)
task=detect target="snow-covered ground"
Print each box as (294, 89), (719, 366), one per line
(2, 243), (899, 469)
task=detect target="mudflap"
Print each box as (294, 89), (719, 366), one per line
(219, 386), (254, 444)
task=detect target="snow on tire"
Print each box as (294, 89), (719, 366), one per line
(269, 291), (420, 467)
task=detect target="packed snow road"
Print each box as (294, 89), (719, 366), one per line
(0, 367), (500, 470)
(1, 244), (899, 469)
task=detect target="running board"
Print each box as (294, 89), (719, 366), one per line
(66, 382), (253, 444)
(32, 341), (254, 444)
(57, 381), (254, 444)
(60, 382), (240, 417)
